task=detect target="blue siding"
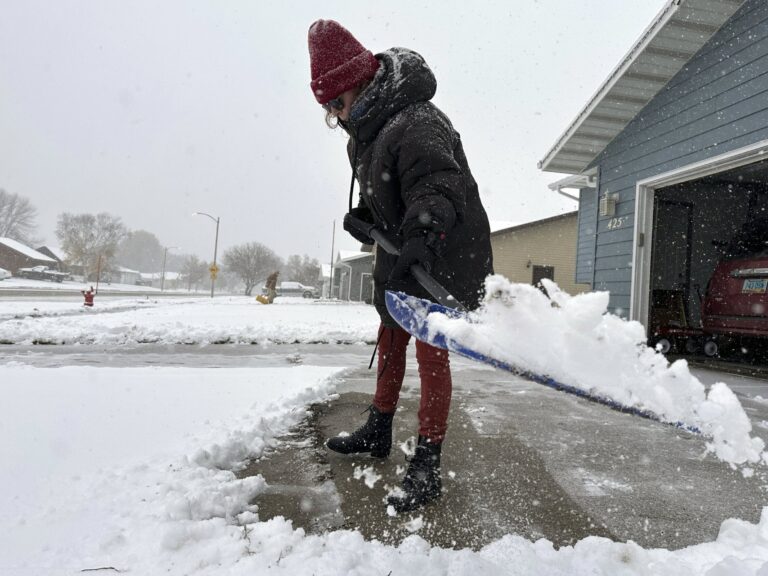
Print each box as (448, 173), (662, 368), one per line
(583, 0), (768, 316)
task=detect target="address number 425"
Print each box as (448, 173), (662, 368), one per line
(607, 216), (628, 230)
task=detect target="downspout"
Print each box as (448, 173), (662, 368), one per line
(591, 170), (601, 291)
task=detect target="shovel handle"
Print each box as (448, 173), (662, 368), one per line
(409, 264), (467, 312)
(368, 228), (466, 312)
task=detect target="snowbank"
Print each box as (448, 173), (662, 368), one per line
(428, 276), (767, 468)
(0, 297), (380, 345)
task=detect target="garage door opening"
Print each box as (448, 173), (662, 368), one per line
(647, 159), (768, 363)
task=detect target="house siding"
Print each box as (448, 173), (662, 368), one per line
(584, 0), (768, 315)
(491, 213), (591, 296)
(335, 256), (374, 302)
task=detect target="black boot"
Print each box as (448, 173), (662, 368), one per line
(326, 405), (394, 458)
(387, 436), (442, 512)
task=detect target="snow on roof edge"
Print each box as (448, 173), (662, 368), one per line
(37, 245), (67, 261)
(0, 237), (56, 262)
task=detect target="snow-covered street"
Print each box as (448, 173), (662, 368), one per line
(3, 290), (768, 575)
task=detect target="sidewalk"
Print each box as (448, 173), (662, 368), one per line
(240, 353), (768, 551)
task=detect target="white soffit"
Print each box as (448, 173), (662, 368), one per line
(538, 0), (745, 175)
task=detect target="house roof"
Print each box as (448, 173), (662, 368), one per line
(37, 245), (66, 261)
(490, 220), (519, 233)
(0, 237), (56, 262)
(140, 271), (180, 280)
(337, 250), (371, 263)
(538, 0), (745, 175)
(490, 211), (578, 236)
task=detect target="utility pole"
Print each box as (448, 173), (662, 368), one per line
(161, 248), (168, 292)
(193, 212), (220, 298)
(161, 246), (179, 292)
(211, 217), (219, 298)
(329, 219), (336, 299)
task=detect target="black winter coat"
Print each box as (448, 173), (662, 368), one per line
(342, 48), (493, 327)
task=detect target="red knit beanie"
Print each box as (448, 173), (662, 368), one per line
(308, 19), (380, 105)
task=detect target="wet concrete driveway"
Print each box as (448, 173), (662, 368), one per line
(235, 349), (768, 551)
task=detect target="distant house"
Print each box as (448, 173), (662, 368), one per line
(162, 272), (181, 290)
(333, 250), (374, 302)
(491, 212), (590, 296)
(36, 245), (67, 269)
(0, 238), (57, 273)
(139, 271), (179, 290)
(115, 266), (141, 285)
(139, 272), (159, 287)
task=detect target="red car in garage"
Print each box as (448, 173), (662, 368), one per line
(701, 217), (768, 357)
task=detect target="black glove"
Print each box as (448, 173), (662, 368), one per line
(389, 233), (439, 281)
(343, 207), (375, 245)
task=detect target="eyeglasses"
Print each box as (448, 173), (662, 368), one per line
(322, 97), (344, 113)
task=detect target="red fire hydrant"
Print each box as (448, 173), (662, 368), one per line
(82, 286), (97, 307)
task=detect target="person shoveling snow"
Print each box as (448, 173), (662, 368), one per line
(307, 18), (493, 513)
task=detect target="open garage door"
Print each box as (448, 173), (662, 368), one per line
(647, 159), (768, 362)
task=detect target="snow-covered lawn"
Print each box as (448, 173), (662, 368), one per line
(0, 296), (379, 345)
(3, 288), (768, 575)
(0, 364), (342, 574)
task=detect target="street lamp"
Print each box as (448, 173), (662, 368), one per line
(161, 246), (179, 292)
(193, 211), (220, 298)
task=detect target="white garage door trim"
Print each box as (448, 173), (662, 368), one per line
(631, 138), (768, 332)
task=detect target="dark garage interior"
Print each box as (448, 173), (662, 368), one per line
(649, 159), (768, 366)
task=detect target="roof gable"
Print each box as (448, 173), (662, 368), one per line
(37, 245), (66, 261)
(539, 0), (745, 175)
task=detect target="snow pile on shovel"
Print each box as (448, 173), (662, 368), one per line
(428, 275), (767, 468)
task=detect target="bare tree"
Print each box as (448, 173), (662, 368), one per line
(56, 212), (127, 281)
(223, 242), (282, 296)
(284, 254), (321, 286)
(117, 230), (164, 272)
(0, 189), (39, 244)
(180, 255), (209, 291)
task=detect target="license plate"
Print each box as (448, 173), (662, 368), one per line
(742, 278), (768, 293)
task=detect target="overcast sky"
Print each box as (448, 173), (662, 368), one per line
(0, 1), (666, 266)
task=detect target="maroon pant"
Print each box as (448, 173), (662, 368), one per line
(372, 324), (452, 443)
